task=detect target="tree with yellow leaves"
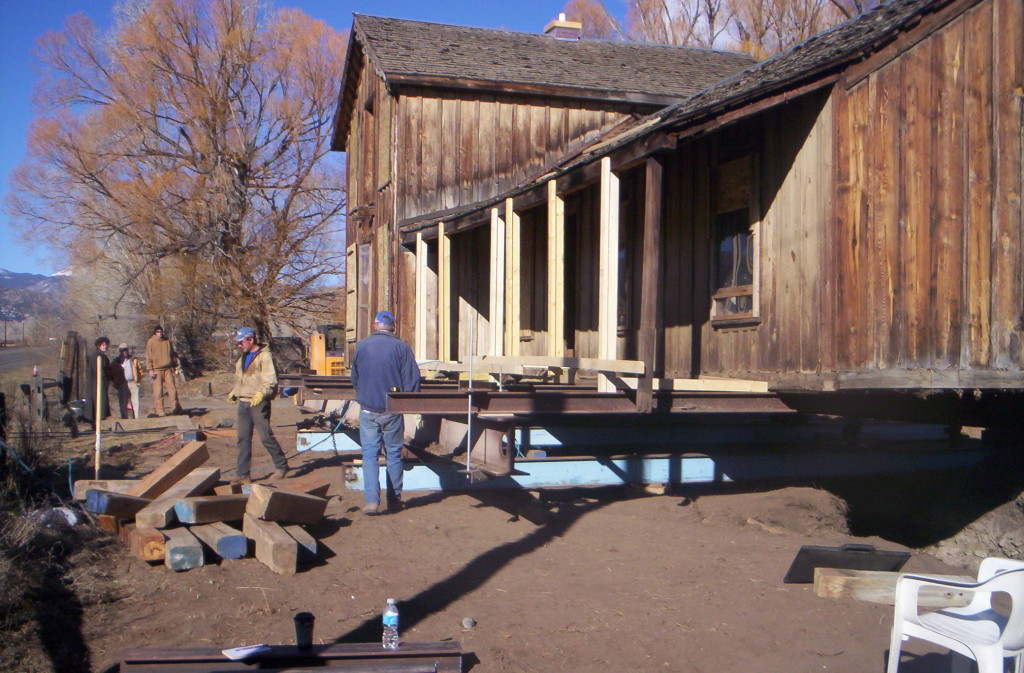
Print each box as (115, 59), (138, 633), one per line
(7, 0), (347, 347)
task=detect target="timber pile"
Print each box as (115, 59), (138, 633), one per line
(76, 441), (332, 574)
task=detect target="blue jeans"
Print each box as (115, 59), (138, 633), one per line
(359, 409), (405, 506)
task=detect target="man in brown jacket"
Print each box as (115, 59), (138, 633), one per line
(145, 325), (182, 416)
(227, 327), (289, 484)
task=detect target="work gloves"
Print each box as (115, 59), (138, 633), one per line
(250, 391), (265, 407)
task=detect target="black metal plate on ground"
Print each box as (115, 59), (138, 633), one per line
(783, 544), (911, 583)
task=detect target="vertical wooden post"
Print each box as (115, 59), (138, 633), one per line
(546, 180), (565, 358)
(489, 207), (506, 356)
(637, 156), (664, 413)
(598, 157), (620, 393)
(415, 232), (428, 360)
(94, 355), (103, 478)
(504, 197), (521, 356)
(437, 222), (451, 362)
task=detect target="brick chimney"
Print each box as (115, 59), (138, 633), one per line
(544, 13), (582, 41)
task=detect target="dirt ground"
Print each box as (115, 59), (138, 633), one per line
(7, 372), (1023, 673)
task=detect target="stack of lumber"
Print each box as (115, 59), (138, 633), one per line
(76, 441), (331, 574)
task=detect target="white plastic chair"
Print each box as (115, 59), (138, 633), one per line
(887, 557), (1024, 673)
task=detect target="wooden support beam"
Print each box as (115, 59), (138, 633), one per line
(504, 197), (521, 356)
(174, 494), (248, 524)
(74, 479), (137, 501)
(415, 232), (428, 360)
(546, 180), (565, 358)
(95, 514), (124, 534)
(488, 207), (505, 355)
(437, 221), (452, 362)
(163, 527), (204, 571)
(128, 526), (166, 563)
(127, 441), (209, 499)
(246, 484), (328, 525)
(243, 513), (298, 575)
(85, 490), (152, 519)
(278, 474), (331, 498)
(283, 524), (318, 564)
(135, 466), (220, 529)
(190, 522), (247, 560)
(637, 156), (664, 413)
(598, 157), (620, 393)
(813, 568), (973, 606)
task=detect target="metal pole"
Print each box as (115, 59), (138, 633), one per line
(466, 313), (474, 473)
(94, 355), (102, 478)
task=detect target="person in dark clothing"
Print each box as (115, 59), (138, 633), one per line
(83, 336), (112, 425)
(350, 311), (420, 515)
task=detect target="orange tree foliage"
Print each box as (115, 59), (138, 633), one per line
(7, 0), (347, 344)
(564, 0), (858, 57)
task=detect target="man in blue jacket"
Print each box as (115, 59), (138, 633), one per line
(351, 311), (421, 515)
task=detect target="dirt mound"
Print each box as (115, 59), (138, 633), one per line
(929, 493), (1024, 568)
(691, 485), (850, 538)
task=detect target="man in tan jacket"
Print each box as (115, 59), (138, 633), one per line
(227, 327), (289, 484)
(145, 325), (182, 416)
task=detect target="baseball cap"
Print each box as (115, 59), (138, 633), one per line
(235, 327), (257, 342)
(374, 311), (395, 330)
(118, 343), (129, 351)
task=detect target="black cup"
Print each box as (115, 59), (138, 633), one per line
(294, 611), (315, 650)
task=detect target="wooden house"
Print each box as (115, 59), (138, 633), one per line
(333, 0), (1023, 427)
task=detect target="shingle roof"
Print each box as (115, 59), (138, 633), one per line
(353, 14), (755, 100)
(396, 0), (974, 236)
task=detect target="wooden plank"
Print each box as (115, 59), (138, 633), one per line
(74, 478), (137, 501)
(814, 568), (972, 607)
(135, 466), (221, 529)
(246, 484), (328, 525)
(598, 157), (620, 392)
(128, 525), (165, 563)
(163, 526), (204, 571)
(278, 474), (331, 498)
(127, 441), (209, 499)
(190, 522), (248, 560)
(95, 514), (122, 534)
(489, 207), (505, 355)
(546, 180), (565, 357)
(243, 513), (298, 575)
(174, 494), (249, 524)
(415, 232), (428, 359)
(85, 490), (151, 519)
(283, 524), (318, 564)
(504, 198), (521, 356)
(118, 520), (136, 546)
(438, 221), (452, 362)
(637, 156), (664, 413)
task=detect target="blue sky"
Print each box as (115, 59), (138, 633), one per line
(0, 0), (628, 276)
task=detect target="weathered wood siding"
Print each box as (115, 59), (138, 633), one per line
(395, 88), (638, 223)
(831, 0), (1023, 380)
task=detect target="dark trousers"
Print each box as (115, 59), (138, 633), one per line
(236, 400), (287, 477)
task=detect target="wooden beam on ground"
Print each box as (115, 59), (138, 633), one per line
(119, 521), (136, 546)
(278, 474), (331, 498)
(213, 482), (244, 495)
(95, 514), (125, 534)
(813, 568), (973, 607)
(163, 527), (204, 571)
(598, 156), (620, 393)
(190, 522), (247, 560)
(73, 479), (137, 501)
(107, 416), (195, 433)
(283, 524), (318, 564)
(246, 484), (328, 525)
(128, 526), (165, 563)
(174, 494), (248, 524)
(127, 441), (209, 499)
(135, 466), (220, 528)
(85, 490), (152, 519)
(637, 155), (664, 414)
(546, 180), (565, 359)
(243, 513), (298, 575)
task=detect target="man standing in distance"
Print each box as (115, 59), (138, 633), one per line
(227, 327), (289, 484)
(145, 325), (182, 416)
(351, 311), (421, 515)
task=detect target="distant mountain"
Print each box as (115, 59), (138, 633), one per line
(0, 268), (65, 317)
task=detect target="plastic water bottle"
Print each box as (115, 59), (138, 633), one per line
(382, 598), (399, 650)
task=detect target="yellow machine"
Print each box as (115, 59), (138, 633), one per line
(309, 324), (346, 376)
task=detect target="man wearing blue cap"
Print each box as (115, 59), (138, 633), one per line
(227, 327), (289, 484)
(350, 310), (421, 515)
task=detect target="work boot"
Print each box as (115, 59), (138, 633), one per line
(273, 467), (289, 479)
(232, 474), (251, 485)
(362, 503), (380, 516)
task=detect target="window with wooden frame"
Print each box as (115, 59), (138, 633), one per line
(711, 154), (760, 326)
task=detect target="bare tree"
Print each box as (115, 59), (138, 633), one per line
(7, 0), (347, 342)
(563, 0), (625, 39)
